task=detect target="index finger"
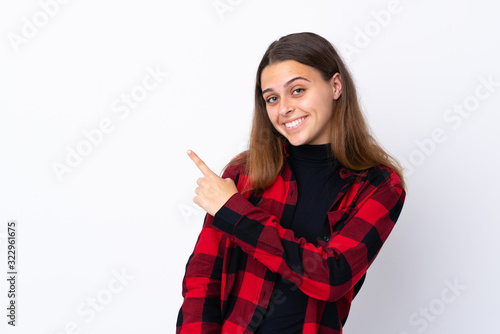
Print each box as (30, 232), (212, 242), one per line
(187, 149), (216, 177)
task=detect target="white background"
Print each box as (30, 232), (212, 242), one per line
(1, 0), (499, 333)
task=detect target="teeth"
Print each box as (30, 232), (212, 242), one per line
(285, 117), (305, 128)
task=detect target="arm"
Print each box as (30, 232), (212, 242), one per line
(176, 213), (225, 333)
(176, 163), (243, 333)
(212, 166), (406, 302)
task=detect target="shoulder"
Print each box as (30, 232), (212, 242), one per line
(220, 151), (251, 190)
(365, 165), (404, 190)
(222, 151), (255, 196)
(348, 164), (405, 202)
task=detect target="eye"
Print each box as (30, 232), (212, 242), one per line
(266, 96), (278, 104)
(292, 88), (304, 95)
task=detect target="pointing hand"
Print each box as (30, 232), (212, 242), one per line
(187, 150), (238, 216)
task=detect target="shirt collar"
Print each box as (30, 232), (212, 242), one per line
(282, 140), (357, 179)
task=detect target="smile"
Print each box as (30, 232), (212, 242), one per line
(284, 116), (307, 130)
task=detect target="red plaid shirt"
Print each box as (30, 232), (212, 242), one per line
(177, 141), (406, 333)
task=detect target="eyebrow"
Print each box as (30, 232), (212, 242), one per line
(261, 76), (310, 95)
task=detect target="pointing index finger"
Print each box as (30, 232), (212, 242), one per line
(187, 149), (215, 177)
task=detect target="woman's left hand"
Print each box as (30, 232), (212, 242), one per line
(187, 149), (238, 216)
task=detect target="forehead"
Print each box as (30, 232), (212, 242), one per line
(261, 60), (321, 88)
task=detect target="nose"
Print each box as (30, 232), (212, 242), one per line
(278, 96), (294, 116)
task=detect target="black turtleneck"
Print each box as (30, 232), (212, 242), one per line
(256, 143), (344, 334)
(287, 143), (342, 243)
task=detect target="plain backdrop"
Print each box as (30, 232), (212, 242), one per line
(1, 0), (499, 333)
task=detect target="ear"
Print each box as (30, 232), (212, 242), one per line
(330, 72), (342, 100)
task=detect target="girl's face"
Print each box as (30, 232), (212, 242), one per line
(261, 60), (342, 146)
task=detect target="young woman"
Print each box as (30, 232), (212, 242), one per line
(177, 32), (407, 334)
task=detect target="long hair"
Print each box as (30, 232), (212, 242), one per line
(225, 32), (407, 193)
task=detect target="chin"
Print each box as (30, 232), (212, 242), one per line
(287, 137), (309, 146)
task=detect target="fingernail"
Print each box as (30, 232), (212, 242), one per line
(187, 149), (192, 154)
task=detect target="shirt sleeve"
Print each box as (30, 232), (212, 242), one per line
(176, 164), (243, 333)
(176, 212), (225, 334)
(212, 166), (406, 303)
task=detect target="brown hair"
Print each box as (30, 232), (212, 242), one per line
(225, 32), (407, 193)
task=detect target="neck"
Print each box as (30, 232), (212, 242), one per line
(287, 142), (335, 165)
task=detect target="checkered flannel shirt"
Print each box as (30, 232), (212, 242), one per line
(177, 141), (406, 333)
